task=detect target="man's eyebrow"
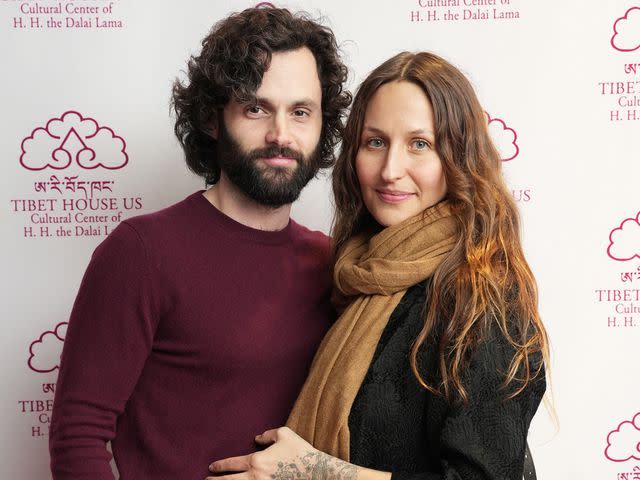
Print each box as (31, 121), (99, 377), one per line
(291, 98), (320, 109)
(253, 96), (320, 109)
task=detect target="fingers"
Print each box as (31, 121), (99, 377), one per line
(209, 454), (251, 473)
(255, 427), (280, 445)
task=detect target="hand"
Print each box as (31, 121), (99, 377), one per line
(207, 426), (358, 480)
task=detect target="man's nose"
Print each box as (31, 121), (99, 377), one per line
(265, 112), (292, 147)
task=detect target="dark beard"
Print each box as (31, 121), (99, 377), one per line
(216, 122), (321, 208)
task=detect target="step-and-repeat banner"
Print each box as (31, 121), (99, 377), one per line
(1, 0), (639, 478)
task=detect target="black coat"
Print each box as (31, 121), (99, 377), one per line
(348, 280), (546, 480)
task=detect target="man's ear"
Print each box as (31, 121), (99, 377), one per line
(205, 120), (218, 140)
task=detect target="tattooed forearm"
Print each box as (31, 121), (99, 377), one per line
(302, 451), (358, 480)
(271, 450), (358, 480)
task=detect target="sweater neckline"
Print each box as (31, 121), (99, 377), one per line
(190, 190), (294, 245)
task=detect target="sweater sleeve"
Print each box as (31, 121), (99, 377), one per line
(392, 337), (546, 480)
(49, 222), (159, 480)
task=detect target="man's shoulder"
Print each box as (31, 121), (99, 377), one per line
(290, 220), (331, 251)
(121, 191), (202, 237)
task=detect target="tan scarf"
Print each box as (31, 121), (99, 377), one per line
(287, 201), (458, 461)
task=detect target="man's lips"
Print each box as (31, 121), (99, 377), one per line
(260, 156), (297, 167)
(376, 189), (415, 203)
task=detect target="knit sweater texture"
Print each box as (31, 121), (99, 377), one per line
(349, 280), (546, 480)
(49, 191), (333, 480)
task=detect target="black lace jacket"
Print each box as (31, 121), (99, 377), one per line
(348, 280), (546, 480)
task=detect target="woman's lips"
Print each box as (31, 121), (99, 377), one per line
(376, 189), (415, 203)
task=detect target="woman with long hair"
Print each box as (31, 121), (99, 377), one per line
(208, 51), (549, 480)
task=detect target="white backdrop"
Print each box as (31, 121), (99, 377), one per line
(2, 0), (639, 478)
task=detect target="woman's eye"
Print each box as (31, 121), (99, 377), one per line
(413, 139), (430, 150)
(366, 138), (385, 148)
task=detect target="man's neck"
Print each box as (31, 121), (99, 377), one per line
(202, 175), (292, 232)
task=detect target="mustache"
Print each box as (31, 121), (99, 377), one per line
(247, 146), (304, 163)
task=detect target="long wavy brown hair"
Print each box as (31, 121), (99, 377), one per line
(333, 51), (549, 402)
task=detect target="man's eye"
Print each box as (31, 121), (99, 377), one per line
(247, 105), (263, 115)
(366, 138), (385, 148)
(293, 109), (309, 117)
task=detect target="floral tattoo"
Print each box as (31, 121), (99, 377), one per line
(271, 450), (358, 480)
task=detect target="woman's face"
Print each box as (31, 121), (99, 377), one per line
(355, 81), (447, 227)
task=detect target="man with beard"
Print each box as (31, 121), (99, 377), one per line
(49, 7), (350, 480)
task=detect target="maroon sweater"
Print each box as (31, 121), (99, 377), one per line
(49, 191), (333, 480)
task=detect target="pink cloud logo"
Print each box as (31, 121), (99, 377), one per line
(28, 322), (68, 373)
(611, 7), (640, 52)
(20, 111), (128, 171)
(605, 412), (640, 462)
(607, 211), (640, 261)
(255, 2), (276, 7)
(486, 112), (519, 162)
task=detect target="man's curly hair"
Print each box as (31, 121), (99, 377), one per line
(172, 6), (352, 185)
